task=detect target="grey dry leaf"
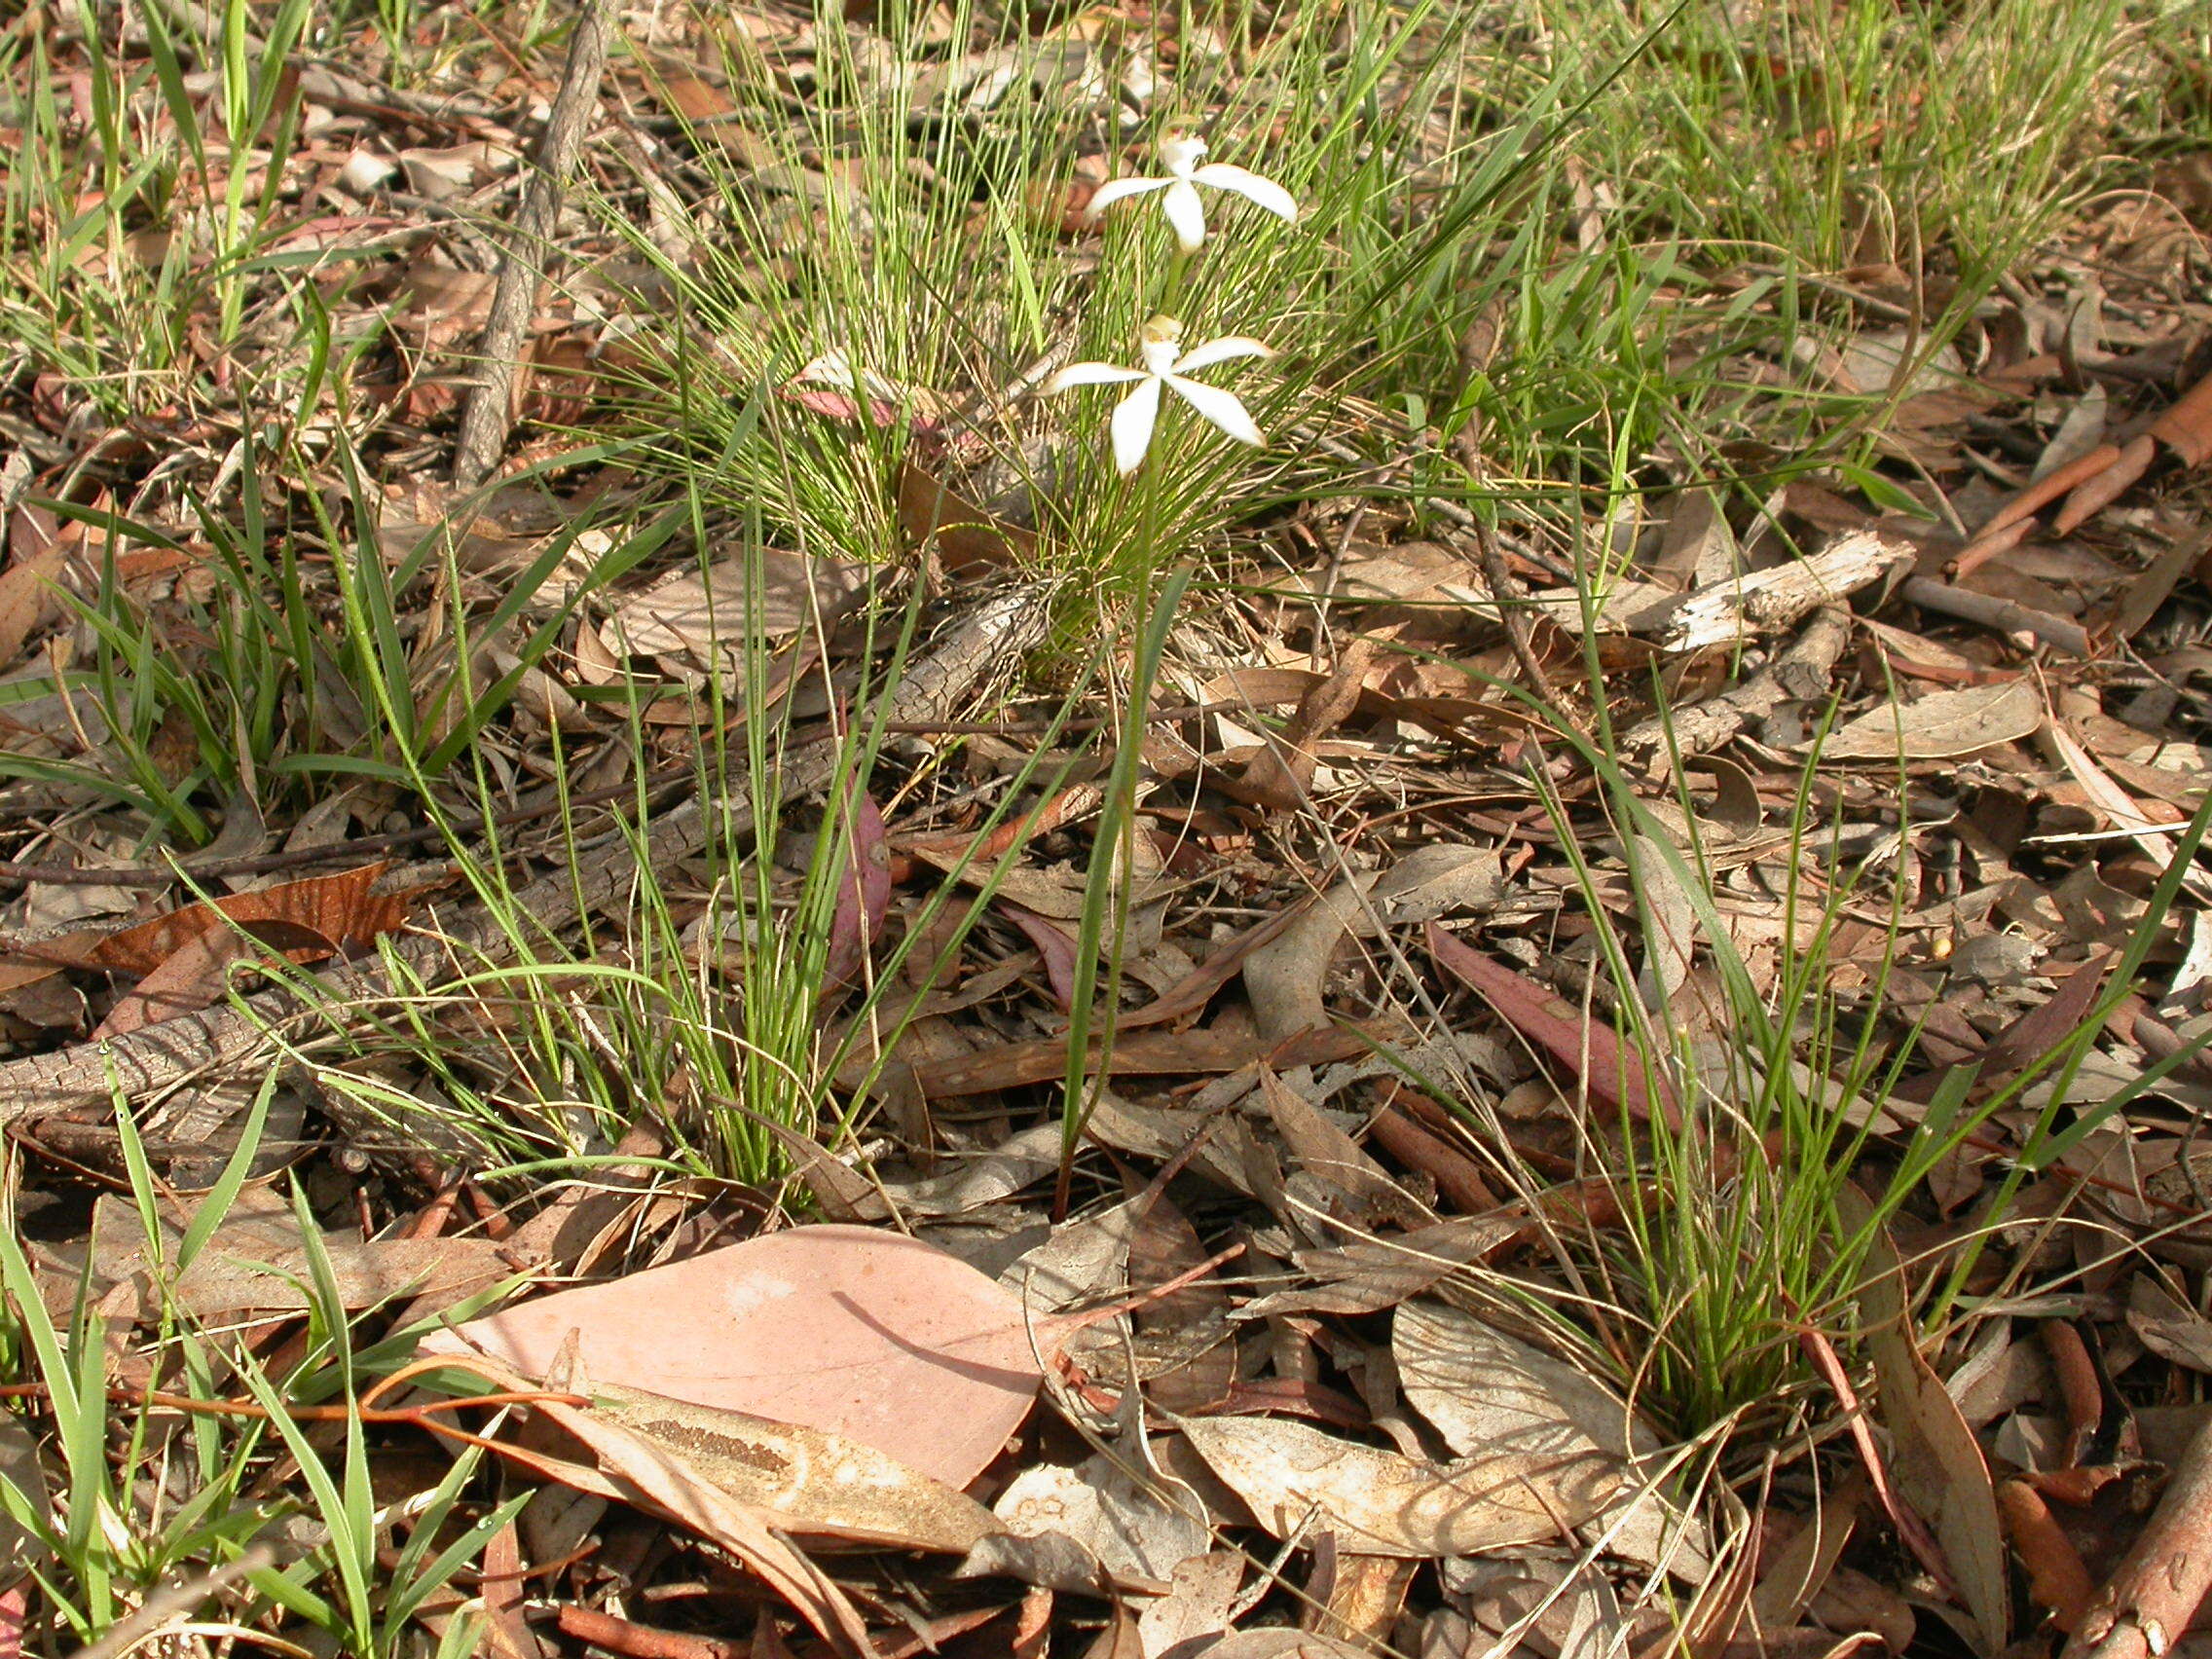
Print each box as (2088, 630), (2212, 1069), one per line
(1394, 1299), (1706, 1574)
(1817, 680), (2042, 760)
(1176, 1415), (1606, 1558)
(1236, 1212), (1525, 1318)
(992, 1453), (1213, 1584)
(1138, 1553), (1246, 1659)
(424, 1223), (1046, 1489)
(607, 550), (870, 663)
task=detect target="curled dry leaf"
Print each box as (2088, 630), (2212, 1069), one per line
(426, 1224), (1045, 1489)
(433, 1350), (873, 1656)
(590, 1382), (1003, 1553)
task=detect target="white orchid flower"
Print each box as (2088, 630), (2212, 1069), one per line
(1087, 135), (1297, 252)
(1046, 314), (1273, 475)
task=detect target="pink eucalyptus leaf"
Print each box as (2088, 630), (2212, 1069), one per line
(1000, 902), (1079, 1010)
(424, 1225), (1045, 1490)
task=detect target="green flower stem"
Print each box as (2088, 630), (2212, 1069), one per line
(1056, 461), (1180, 1218)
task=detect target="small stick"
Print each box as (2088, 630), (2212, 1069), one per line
(2062, 1413), (2212, 1659)
(1473, 518), (1590, 743)
(452, 0), (619, 489)
(1901, 575), (2094, 657)
(558, 1608), (744, 1659)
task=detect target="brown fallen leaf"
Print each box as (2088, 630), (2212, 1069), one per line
(93, 918), (331, 1039)
(1843, 1188), (2009, 1654)
(0, 544), (67, 672)
(1228, 640), (1375, 810)
(79, 864), (409, 976)
(589, 1382), (1004, 1553)
(1427, 922), (1680, 1126)
(897, 461), (1039, 573)
(1998, 1478), (2094, 1633)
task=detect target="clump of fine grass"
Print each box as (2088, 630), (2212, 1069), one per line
(592, 0), (1598, 606)
(1423, 719), (2212, 1448)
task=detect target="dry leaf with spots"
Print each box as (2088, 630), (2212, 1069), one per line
(990, 1452), (1211, 1584)
(432, 1348), (874, 1655)
(591, 1382), (1004, 1553)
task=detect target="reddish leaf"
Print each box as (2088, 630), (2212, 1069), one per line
(1425, 921), (1679, 1125)
(1000, 903), (1078, 1010)
(822, 790), (891, 987)
(87, 864), (408, 976)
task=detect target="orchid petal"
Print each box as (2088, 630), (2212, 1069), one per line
(1110, 377), (1164, 474)
(1161, 178), (1207, 252)
(1046, 361), (1149, 391)
(1171, 335), (1273, 375)
(1165, 376), (1263, 447)
(1087, 175), (1171, 216)
(1191, 164), (1298, 221)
